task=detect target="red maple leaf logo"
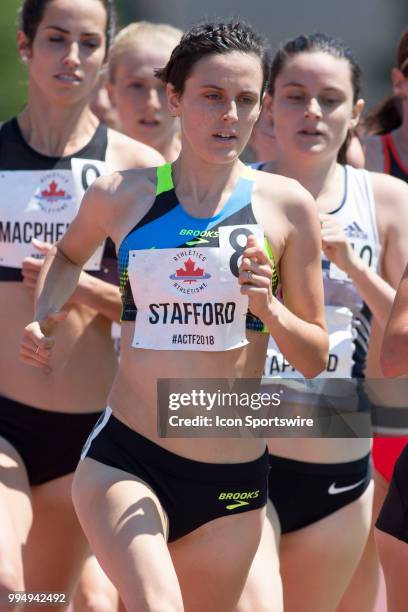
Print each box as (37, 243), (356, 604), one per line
(176, 258), (204, 277)
(41, 180), (65, 198)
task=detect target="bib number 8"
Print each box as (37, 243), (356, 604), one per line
(229, 227), (252, 278)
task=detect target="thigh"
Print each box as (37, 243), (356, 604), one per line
(169, 504), (266, 612)
(280, 480), (374, 612)
(375, 529), (408, 612)
(236, 500), (283, 612)
(336, 468), (389, 612)
(0, 436), (32, 593)
(72, 457), (183, 612)
(25, 472), (90, 607)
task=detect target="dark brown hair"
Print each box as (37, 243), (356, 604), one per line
(19, 0), (117, 58)
(363, 29), (408, 135)
(155, 20), (270, 97)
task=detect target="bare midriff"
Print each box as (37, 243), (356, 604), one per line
(108, 324), (268, 463)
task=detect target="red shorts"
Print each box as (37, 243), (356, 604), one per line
(372, 436), (408, 481)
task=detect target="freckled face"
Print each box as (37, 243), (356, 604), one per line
(170, 51), (263, 164)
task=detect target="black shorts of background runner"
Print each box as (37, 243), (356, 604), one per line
(269, 452), (372, 533)
(0, 395), (101, 485)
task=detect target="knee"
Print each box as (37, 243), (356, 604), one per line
(0, 566), (25, 611)
(72, 588), (117, 612)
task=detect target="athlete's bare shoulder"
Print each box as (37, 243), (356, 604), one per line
(369, 170), (408, 217)
(106, 127), (164, 171)
(250, 167), (317, 262)
(362, 134), (384, 172)
(252, 166), (316, 223)
(79, 167), (158, 243)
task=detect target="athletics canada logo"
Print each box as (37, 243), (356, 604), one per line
(34, 172), (73, 214)
(169, 257), (211, 284)
(169, 251), (212, 296)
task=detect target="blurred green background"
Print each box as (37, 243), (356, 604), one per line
(1, 0), (407, 120)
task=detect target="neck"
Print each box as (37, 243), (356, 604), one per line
(159, 132), (182, 163)
(172, 146), (243, 214)
(17, 85), (98, 157)
(273, 151), (340, 199)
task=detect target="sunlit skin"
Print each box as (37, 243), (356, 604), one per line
(168, 51), (264, 167)
(269, 52), (362, 166)
(18, 0), (107, 108)
(109, 46), (180, 160)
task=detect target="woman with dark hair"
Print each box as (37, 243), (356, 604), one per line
(0, 0), (161, 605)
(364, 28), (408, 178)
(237, 32), (408, 612)
(21, 20), (328, 610)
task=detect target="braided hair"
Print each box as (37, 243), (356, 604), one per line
(155, 20), (270, 95)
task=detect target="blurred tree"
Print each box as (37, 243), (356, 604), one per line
(0, 0), (27, 119)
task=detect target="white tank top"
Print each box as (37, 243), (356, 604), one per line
(264, 165), (381, 379)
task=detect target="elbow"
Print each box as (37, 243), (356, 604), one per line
(300, 338), (330, 379)
(380, 342), (405, 378)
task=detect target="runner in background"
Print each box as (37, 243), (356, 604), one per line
(0, 0), (161, 608)
(375, 263), (408, 612)
(237, 32), (408, 612)
(339, 28), (408, 612)
(22, 21), (328, 610)
(107, 21), (182, 162)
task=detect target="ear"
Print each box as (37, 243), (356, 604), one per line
(350, 98), (364, 129)
(263, 92), (274, 123)
(16, 30), (32, 63)
(106, 79), (116, 107)
(391, 67), (405, 97)
(167, 83), (182, 117)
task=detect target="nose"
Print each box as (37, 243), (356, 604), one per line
(222, 99), (238, 122)
(146, 88), (161, 110)
(63, 42), (80, 67)
(304, 97), (322, 119)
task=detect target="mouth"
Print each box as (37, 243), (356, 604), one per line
(213, 131), (238, 142)
(298, 128), (324, 136)
(54, 73), (81, 83)
(139, 119), (161, 127)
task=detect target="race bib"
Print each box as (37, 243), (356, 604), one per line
(263, 305), (354, 379)
(329, 238), (380, 282)
(128, 224), (263, 351)
(0, 158), (106, 271)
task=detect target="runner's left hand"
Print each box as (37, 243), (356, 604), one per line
(239, 234), (275, 321)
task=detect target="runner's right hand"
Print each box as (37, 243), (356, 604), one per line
(20, 311), (67, 372)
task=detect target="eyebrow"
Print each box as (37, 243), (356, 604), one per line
(199, 84), (258, 94)
(282, 81), (342, 91)
(44, 26), (101, 37)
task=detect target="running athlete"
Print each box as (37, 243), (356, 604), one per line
(21, 21), (328, 610)
(237, 33), (408, 612)
(0, 0), (161, 606)
(340, 28), (408, 612)
(107, 21), (182, 162)
(376, 264), (408, 612)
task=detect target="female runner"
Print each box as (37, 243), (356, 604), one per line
(376, 263), (408, 612)
(0, 0), (161, 606)
(22, 21), (328, 611)
(108, 21), (182, 162)
(238, 32), (408, 612)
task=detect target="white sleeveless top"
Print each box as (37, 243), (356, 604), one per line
(264, 165), (381, 379)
